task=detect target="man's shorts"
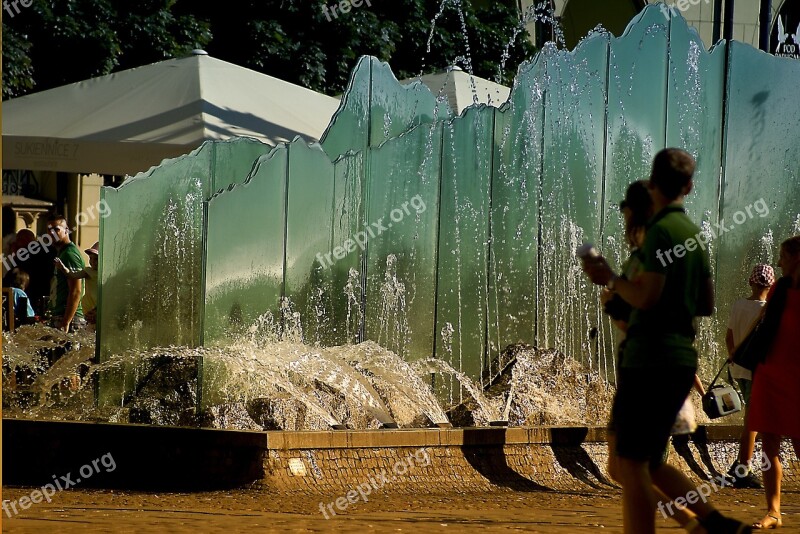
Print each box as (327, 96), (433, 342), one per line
(611, 364), (696, 466)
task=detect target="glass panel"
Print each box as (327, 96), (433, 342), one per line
(200, 147), (288, 409)
(603, 7), (670, 260)
(98, 146), (211, 405)
(487, 56), (545, 367)
(538, 32), (611, 376)
(369, 59), (451, 148)
(365, 122), (442, 361)
(666, 15), (727, 373)
(436, 106), (493, 380)
(330, 152), (366, 345)
(717, 42), (800, 370)
(321, 56), (371, 161)
(209, 137), (272, 192)
(203, 147), (288, 344)
(285, 140), (336, 346)
(600, 8), (669, 374)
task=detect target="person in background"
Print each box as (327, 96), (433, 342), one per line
(46, 214), (85, 332)
(55, 241), (99, 325)
(748, 236), (800, 529)
(6, 229), (54, 314)
(4, 268), (36, 323)
(725, 264), (775, 489)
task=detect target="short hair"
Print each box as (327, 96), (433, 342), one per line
(46, 213), (67, 226)
(650, 148), (695, 200)
(781, 235), (800, 257)
(10, 268), (30, 290)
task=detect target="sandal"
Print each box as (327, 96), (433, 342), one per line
(753, 512), (782, 529)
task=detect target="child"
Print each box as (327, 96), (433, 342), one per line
(55, 241), (99, 325)
(5, 268), (36, 323)
(725, 263), (775, 488)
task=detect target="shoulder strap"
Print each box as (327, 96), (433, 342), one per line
(707, 361), (729, 390)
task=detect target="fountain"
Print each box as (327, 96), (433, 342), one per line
(4, 5), (800, 435)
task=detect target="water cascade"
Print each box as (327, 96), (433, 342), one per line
(5, 6), (800, 430)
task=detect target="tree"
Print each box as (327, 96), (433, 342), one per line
(2, 0), (211, 99)
(2, 0), (534, 99)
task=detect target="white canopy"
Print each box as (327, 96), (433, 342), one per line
(2, 52), (341, 176)
(401, 67), (511, 115)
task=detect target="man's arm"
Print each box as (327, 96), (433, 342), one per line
(611, 272), (666, 311)
(61, 277), (82, 331)
(64, 269), (89, 280)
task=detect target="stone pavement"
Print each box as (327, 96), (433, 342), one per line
(2, 486), (799, 533)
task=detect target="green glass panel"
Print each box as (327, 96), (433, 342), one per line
(330, 152), (366, 345)
(99, 147), (210, 362)
(203, 147), (288, 344)
(436, 106), (493, 380)
(666, 16), (727, 373)
(369, 59), (451, 148)
(209, 137), (272, 192)
(365, 122), (442, 361)
(600, 9), (669, 375)
(487, 56), (545, 364)
(717, 43), (800, 367)
(285, 140), (336, 346)
(604, 7), (669, 258)
(98, 147), (211, 405)
(667, 18), (725, 223)
(538, 33), (611, 376)
(321, 56), (371, 161)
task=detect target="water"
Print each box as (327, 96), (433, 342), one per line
(2, 323), (613, 430)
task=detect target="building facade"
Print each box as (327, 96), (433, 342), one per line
(518, 0), (793, 52)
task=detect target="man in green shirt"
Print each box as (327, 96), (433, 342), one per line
(585, 149), (750, 534)
(46, 214), (85, 332)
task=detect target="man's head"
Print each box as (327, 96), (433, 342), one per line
(45, 214), (71, 247)
(648, 148), (695, 205)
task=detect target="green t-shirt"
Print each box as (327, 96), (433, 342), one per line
(49, 242), (85, 318)
(622, 205), (711, 369)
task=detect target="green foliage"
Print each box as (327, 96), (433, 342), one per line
(2, 0), (211, 99)
(2, 0), (534, 99)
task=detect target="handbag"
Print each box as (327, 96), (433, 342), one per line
(731, 277), (791, 372)
(702, 363), (742, 419)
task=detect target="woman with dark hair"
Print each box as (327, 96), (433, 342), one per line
(748, 235), (800, 529)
